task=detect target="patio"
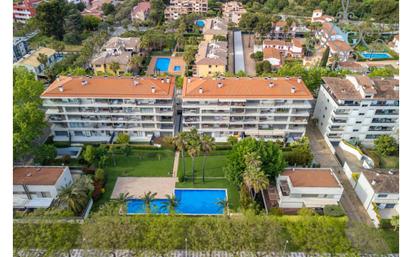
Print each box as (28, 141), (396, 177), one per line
(147, 56), (186, 76)
(111, 177), (177, 199)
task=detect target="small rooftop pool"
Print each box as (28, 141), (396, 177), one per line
(127, 189), (227, 215)
(155, 58), (171, 72)
(195, 20), (205, 28)
(359, 52), (392, 60)
(173, 65), (181, 72)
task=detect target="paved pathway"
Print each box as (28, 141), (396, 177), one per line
(172, 151), (180, 178)
(306, 121), (373, 226)
(242, 33), (256, 76)
(227, 30), (235, 74)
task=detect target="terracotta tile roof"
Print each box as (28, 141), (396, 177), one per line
(41, 76), (175, 99)
(327, 40), (352, 52)
(273, 21), (287, 27)
(282, 168), (341, 188)
(102, 37), (140, 50)
(353, 75), (377, 94)
(337, 61), (364, 68)
(132, 1), (151, 13)
(263, 47), (282, 60)
(263, 39), (291, 47)
(14, 166), (66, 185)
(362, 170), (399, 194)
(322, 77), (363, 100)
(371, 78), (399, 99)
(322, 22), (337, 35)
(195, 40), (228, 66)
(92, 51), (132, 65)
(292, 38), (304, 48)
(182, 77), (313, 99)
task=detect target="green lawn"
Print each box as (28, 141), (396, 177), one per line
(94, 149), (175, 208)
(380, 228), (399, 253)
(176, 150), (240, 211)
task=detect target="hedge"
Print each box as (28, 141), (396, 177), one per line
(324, 205), (345, 217)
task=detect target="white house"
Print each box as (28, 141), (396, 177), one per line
(354, 170), (399, 227)
(391, 35), (399, 54)
(13, 166), (73, 209)
(311, 9), (334, 23)
(263, 47), (283, 67)
(276, 168), (344, 208)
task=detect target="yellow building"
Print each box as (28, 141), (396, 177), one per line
(195, 40), (227, 77)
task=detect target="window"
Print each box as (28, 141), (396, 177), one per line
(327, 99), (330, 102)
(41, 192), (52, 198)
(356, 121), (362, 124)
(359, 113), (365, 116)
(385, 203), (396, 209)
(377, 194), (388, 198)
(323, 115), (325, 118)
(362, 104), (368, 107)
(321, 122), (323, 126)
(325, 107), (327, 110)
(353, 129), (359, 132)
(301, 194), (319, 198)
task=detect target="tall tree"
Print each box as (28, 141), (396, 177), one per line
(200, 134), (216, 183)
(173, 131), (189, 181)
(142, 191), (157, 213)
(34, 0), (67, 40)
(242, 152), (269, 200)
(187, 135), (201, 184)
(13, 67), (47, 160)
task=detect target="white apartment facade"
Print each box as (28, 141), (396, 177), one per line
(181, 77), (313, 142)
(41, 76), (175, 143)
(313, 75), (399, 146)
(354, 170), (399, 226)
(276, 168), (344, 208)
(164, 0), (208, 20)
(13, 166), (73, 209)
(222, 1), (246, 24)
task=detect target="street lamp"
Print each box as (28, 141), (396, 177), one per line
(185, 237), (188, 257)
(282, 240), (289, 257)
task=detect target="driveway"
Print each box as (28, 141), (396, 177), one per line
(242, 33), (256, 76)
(306, 121), (373, 226)
(227, 30), (235, 74)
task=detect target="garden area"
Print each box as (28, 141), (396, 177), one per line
(362, 135), (399, 169)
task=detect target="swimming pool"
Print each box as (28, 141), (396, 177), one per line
(359, 52), (392, 59)
(127, 189), (227, 215)
(56, 147), (82, 159)
(155, 58), (171, 72)
(173, 65), (181, 72)
(196, 20), (205, 27)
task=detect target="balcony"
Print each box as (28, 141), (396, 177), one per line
(372, 118), (396, 124)
(375, 110), (399, 116)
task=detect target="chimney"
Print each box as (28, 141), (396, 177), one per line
(166, 77), (170, 83)
(188, 77), (192, 83)
(58, 85), (64, 92)
(286, 76), (290, 80)
(161, 78), (165, 83)
(269, 81), (274, 88)
(291, 86), (296, 94)
(297, 78), (302, 83)
(394, 86), (399, 91)
(151, 86), (156, 93)
(133, 80), (139, 86)
(217, 81), (223, 88)
(199, 87), (203, 94)
(371, 180), (376, 185)
(81, 80), (88, 86)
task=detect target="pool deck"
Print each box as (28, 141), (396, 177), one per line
(147, 56), (186, 76)
(111, 177), (178, 199)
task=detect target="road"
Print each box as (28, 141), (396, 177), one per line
(306, 121), (373, 226)
(241, 33), (256, 76)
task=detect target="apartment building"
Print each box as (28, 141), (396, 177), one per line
(222, 1), (246, 25)
(202, 18), (228, 42)
(313, 75), (399, 146)
(92, 37), (143, 75)
(13, 0), (41, 23)
(194, 40), (227, 77)
(41, 76), (175, 143)
(164, 0), (208, 21)
(181, 77), (313, 142)
(275, 168), (344, 208)
(14, 166), (73, 209)
(354, 169), (399, 226)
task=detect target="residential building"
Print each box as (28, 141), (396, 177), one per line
(194, 40), (227, 77)
(14, 47), (63, 79)
(13, 37), (30, 63)
(336, 61), (368, 73)
(269, 21), (309, 39)
(313, 75), (399, 145)
(164, 0), (208, 21)
(13, 0), (42, 23)
(13, 166), (73, 209)
(131, 1), (151, 22)
(390, 34), (399, 54)
(311, 9), (334, 23)
(91, 37), (143, 75)
(275, 168), (344, 208)
(354, 169), (399, 226)
(202, 18), (228, 42)
(327, 39), (352, 62)
(263, 38), (304, 58)
(181, 77), (313, 142)
(41, 76), (175, 143)
(263, 47), (283, 68)
(222, 1), (246, 25)
(81, 0), (111, 18)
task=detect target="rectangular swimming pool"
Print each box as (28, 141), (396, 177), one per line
(155, 58), (171, 72)
(359, 52), (392, 59)
(127, 189), (227, 215)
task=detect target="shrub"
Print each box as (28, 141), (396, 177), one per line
(178, 173), (185, 182)
(82, 167), (96, 175)
(352, 173), (360, 181)
(374, 135), (399, 156)
(62, 154), (71, 165)
(298, 208), (316, 216)
(240, 184), (253, 209)
(116, 133), (130, 144)
(92, 180), (103, 201)
(95, 168), (105, 182)
(269, 207), (283, 216)
(324, 205), (345, 217)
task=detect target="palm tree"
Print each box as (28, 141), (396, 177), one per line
(187, 129), (201, 184)
(200, 134), (216, 183)
(162, 194), (179, 214)
(217, 199), (230, 217)
(242, 153), (269, 200)
(117, 192), (133, 215)
(173, 132), (189, 181)
(57, 183), (89, 215)
(330, 53), (340, 70)
(142, 191), (157, 214)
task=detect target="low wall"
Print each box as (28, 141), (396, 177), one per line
(339, 141), (363, 160)
(343, 162), (356, 188)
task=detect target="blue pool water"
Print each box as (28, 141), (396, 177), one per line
(173, 65), (181, 72)
(360, 52), (392, 59)
(155, 58), (171, 72)
(127, 189), (227, 215)
(56, 147), (82, 158)
(196, 20), (205, 27)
